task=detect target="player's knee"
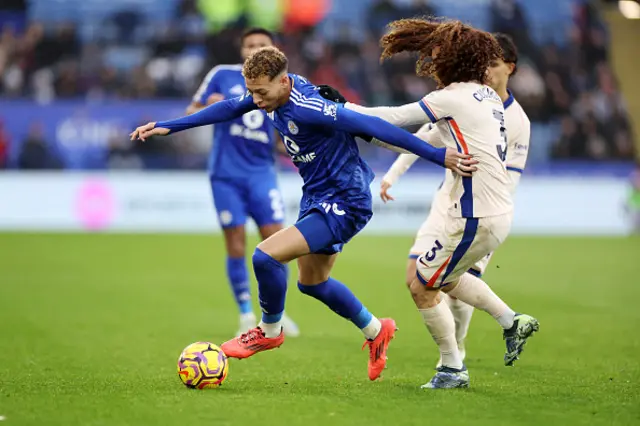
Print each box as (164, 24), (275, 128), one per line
(227, 241), (245, 258)
(252, 247), (275, 271)
(408, 279), (423, 301)
(409, 278), (439, 308)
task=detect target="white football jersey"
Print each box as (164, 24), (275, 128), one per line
(419, 82), (513, 218)
(430, 90), (531, 218)
(502, 94), (530, 173)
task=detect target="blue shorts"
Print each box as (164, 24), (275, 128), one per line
(295, 194), (373, 255)
(210, 174), (285, 229)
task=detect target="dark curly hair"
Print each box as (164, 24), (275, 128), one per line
(380, 18), (503, 88)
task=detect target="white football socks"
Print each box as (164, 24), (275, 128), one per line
(447, 273), (515, 330)
(362, 316), (382, 340)
(419, 298), (463, 370)
(259, 321), (283, 338)
(444, 293), (474, 344)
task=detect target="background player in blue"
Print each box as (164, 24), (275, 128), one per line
(130, 46), (476, 381)
(186, 28), (299, 338)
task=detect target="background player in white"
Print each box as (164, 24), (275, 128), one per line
(379, 34), (531, 367)
(345, 18), (539, 388)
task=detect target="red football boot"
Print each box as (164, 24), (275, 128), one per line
(362, 318), (397, 380)
(221, 327), (284, 359)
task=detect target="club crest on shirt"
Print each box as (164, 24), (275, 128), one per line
(288, 120), (299, 135)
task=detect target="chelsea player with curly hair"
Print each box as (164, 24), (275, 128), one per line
(345, 19), (539, 388)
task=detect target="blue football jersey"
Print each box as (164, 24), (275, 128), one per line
(159, 72), (450, 254)
(263, 74), (375, 201)
(165, 72), (446, 200)
(193, 65), (277, 179)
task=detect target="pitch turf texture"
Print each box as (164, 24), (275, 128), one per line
(1, 234), (639, 426)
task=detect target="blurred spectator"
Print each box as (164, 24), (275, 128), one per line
(106, 9), (144, 45)
(17, 122), (61, 169)
(553, 116), (583, 159)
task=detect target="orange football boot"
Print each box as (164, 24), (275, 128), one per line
(362, 318), (397, 380)
(221, 327), (284, 359)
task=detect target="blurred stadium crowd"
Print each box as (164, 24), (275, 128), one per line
(0, 0), (636, 170)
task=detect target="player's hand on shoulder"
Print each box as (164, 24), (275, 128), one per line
(129, 122), (170, 142)
(317, 84), (347, 104)
(380, 180), (395, 203)
(207, 93), (225, 105)
(444, 148), (478, 177)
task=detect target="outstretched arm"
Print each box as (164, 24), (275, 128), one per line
(158, 96), (257, 133)
(334, 106), (444, 165)
(345, 87), (453, 128)
(320, 105), (475, 175)
(130, 95), (258, 140)
(344, 102), (429, 127)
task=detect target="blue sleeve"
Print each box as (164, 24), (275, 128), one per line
(301, 102), (446, 167)
(157, 95), (258, 134)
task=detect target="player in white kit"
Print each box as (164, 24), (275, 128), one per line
(346, 19), (539, 388)
(379, 34), (531, 368)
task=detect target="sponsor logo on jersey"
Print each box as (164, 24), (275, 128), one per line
(323, 103), (338, 120)
(514, 142), (528, 152)
(292, 152), (316, 163)
(288, 120), (299, 135)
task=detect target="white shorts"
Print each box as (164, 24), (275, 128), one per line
(411, 208), (493, 277)
(415, 213), (512, 289)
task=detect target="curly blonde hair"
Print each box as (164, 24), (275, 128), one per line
(380, 18), (502, 88)
(242, 46), (288, 80)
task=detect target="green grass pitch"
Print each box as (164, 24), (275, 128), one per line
(1, 233), (639, 425)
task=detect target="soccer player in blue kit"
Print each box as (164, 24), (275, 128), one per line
(186, 28), (299, 338)
(130, 46), (476, 380)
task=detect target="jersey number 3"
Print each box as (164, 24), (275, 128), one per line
(493, 109), (508, 162)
